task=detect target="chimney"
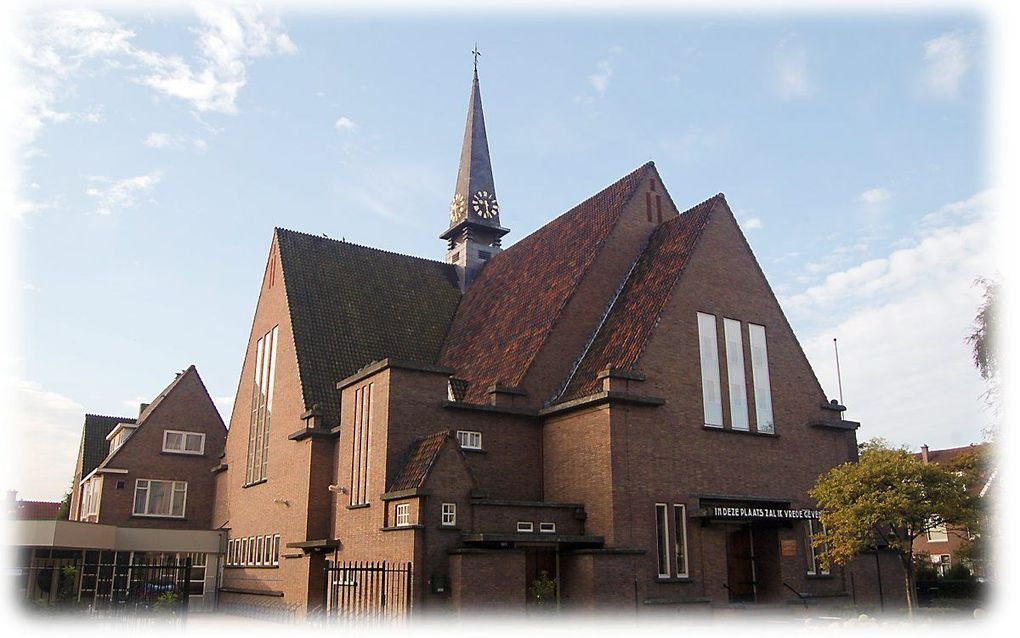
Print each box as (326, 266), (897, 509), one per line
(139, 403), (150, 417)
(921, 445), (929, 464)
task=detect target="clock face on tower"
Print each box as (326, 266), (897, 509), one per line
(472, 190), (499, 220)
(449, 193), (466, 223)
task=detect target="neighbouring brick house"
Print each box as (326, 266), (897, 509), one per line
(71, 366), (226, 528)
(213, 63), (899, 616)
(912, 443), (994, 578)
(13, 366), (227, 609)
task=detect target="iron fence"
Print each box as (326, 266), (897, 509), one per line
(322, 561), (412, 624)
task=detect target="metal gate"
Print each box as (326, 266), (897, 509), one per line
(322, 561), (411, 624)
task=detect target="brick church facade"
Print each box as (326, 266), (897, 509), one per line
(212, 62), (897, 615)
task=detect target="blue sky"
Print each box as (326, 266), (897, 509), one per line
(6, 4), (996, 500)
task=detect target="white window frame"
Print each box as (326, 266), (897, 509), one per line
(927, 521), (949, 542)
(723, 318), (750, 431)
(395, 503), (410, 527)
(162, 429), (206, 455)
(697, 313), (724, 427)
(441, 503), (457, 527)
(241, 538), (249, 566)
(539, 522), (556, 533)
(256, 536), (264, 566)
(655, 503), (671, 578)
(82, 476), (103, 518)
(748, 323), (775, 433)
(456, 430), (482, 450)
(273, 534), (281, 566)
(132, 479), (187, 518)
(673, 504), (690, 578)
(517, 521), (534, 533)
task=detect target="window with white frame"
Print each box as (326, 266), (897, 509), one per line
(933, 554), (951, 577)
(163, 430), (206, 455)
(241, 538), (249, 565)
(655, 503), (671, 578)
(456, 430), (482, 450)
(273, 534), (281, 566)
(673, 504), (689, 578)
(724, 318), (750, 431)
(927, 522), (949, 542)
(395, 503), (410, 527)
(517, 521), (534, 532)
(256, 536), (264, 566)
(539, 522), (556, 533)
(748, 323), (774, 433)
(441, 503), (457, 526)
(805, 519), (830, 575)
(133, 479), (187, 518)
(108, 426), (135, 454)
(81, 476), (103, 518)
(697, 313), (724, 427)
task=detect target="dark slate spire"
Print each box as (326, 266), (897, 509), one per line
(442, 52), (509, 292)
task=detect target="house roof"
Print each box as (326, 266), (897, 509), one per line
(439, 162), (653, 403)
(389, 430), (455, 491)
(559, 194), (720, 401)
(80, 414), (135, 479)
(11, 500), (61, 520)
(277, 229), (462, 424)
(916, 444), (983, 466)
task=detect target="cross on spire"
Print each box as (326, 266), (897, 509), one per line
(472, 43), (481, 71)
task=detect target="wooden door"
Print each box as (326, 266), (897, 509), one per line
(726, 527), (756, 603)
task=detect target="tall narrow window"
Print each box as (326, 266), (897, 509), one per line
(673, 504), (689, 578)
(724, 318), (749, 430)
(697, 313), (723, 427)
(655, 503), (670, 578)
(246, 326), (279, 484)
(805, 519), (830, 575)
(350, 383), (373, 506)
(748, 324), (774, 433)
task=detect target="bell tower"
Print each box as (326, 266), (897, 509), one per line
(440, 47), (509, 292)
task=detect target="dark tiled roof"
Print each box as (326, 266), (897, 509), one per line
(389, 430), (453, 491)
(277, 230), (462, 424)
(81, 414), (135, 478)
(559, 195), (720, 401)
(440, 163), (653, 403)
(13, 501), (61, 520)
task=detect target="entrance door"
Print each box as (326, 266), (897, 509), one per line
(524, 548), (558, 609)
(725, 527), (756, 603)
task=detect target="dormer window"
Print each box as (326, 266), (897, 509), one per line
(106, 423), (138, 455)
(163, 430), (206, 455)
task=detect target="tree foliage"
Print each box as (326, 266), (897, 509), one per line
(810, 439), (976, 613)
(967, 277), (1000, 414)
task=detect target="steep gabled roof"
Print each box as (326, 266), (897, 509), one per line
(277, 230), (462, 424)
(559, 194), (720, 401)
(389, 430), (454, 491)
(80, 414), (135, 479)
(439, 163), (653, 403)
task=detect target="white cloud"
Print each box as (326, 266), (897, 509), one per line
(742, 217), (764, 230)
(214, 395), (235, 422)
(859, 188), (891, 205)
(586, 47), (622, 97)
(137, 3), (297, 114)
(14, 5), (296, 148)
(772, 37), (812, 100)
(11, 379), (84, 501)
(923, 32), (970, 98)
(85, 171), (162, 215)
(334, 116), (357, 133)
(786, 190), (996, 448)
(143, 132), (207, 151)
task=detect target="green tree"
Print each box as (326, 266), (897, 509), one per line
(56, 485), (73, 520)
(967, 277), (999, 417)
(948, 444), (993, 571)
(809, 439), (974, 616)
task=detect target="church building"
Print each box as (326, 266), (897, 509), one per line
(212, 59), (898, 616)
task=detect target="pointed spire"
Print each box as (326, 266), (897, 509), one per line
(450, 59), (500, 230)
(441, 51), (509, 292)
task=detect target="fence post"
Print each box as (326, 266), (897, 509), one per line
(322, 559), (330, 620)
